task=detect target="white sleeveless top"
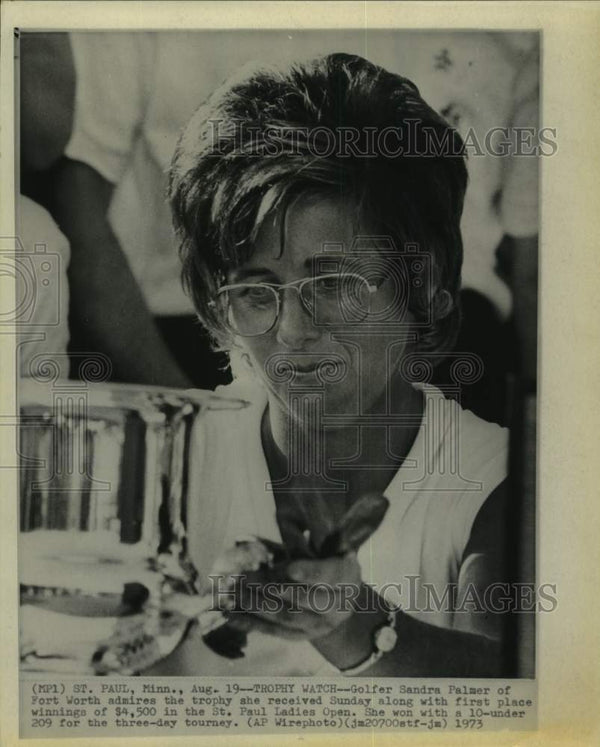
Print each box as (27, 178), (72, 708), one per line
(176, 381), (508, 676)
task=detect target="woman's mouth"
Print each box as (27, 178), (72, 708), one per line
(264, 353), (348, 386)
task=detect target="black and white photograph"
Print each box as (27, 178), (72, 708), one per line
(2, 1), (599, 742)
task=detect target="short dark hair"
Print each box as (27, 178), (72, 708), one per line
(169, 52), (468, 353)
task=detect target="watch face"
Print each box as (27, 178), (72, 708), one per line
(375, 624), (398, 653)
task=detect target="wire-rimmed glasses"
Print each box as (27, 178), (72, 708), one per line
(211, 273), (378, 337)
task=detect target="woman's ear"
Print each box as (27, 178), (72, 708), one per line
(411, 289), (461, 359)
(433, 289), (454, 319)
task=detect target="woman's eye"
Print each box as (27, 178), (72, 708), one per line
(316, 277), (341, 293)
(241, 286), (273, 303)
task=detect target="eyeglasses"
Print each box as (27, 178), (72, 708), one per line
(211, 273), (378, 337)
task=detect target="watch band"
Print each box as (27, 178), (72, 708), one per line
(339, 606), (399, 676)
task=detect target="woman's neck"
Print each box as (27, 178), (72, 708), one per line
(264, 376), (424, 486)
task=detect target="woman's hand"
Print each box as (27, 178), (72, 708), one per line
(222, 551), (392, 670)
(226, 551), (361, 640)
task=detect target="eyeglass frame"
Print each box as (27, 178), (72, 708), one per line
(209, 272), (379, 337)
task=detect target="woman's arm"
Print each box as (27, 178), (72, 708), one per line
(314, 591), (504, 677)
(323, 480), (517, 676)
(239, 481), (519, 677)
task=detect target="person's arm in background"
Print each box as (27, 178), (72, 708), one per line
(46, 32), (191, 387)
(496, 233), (538, 382)
(18, 32), (74, 377)
(493, 39), (539, 676)
(50, 156), (191, 387)
(20, 32), (75, 174)
(497, 40), (540, 383)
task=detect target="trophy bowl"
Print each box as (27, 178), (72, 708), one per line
(18, 378), (247, 675)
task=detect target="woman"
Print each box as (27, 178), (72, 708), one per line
(158, 53), (515, 676)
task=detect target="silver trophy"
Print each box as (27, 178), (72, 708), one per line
(18, 378), (247, 675)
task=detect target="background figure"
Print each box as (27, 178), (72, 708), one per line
(20, 31), (539, 414)
(16, 196), (71, 379)
(497, 37), (540, 384)
(18, 33), (74, 379)
(21, 33), (194, 388)
(50, 33), (221, 389)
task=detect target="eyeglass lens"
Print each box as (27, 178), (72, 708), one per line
(224, 275), (372, 336)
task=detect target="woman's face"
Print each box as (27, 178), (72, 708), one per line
(228, 194), (415, 418)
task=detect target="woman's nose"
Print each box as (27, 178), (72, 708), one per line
(275, 287), (320, 348)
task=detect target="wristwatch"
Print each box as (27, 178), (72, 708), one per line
(340, 606), (399, 676)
